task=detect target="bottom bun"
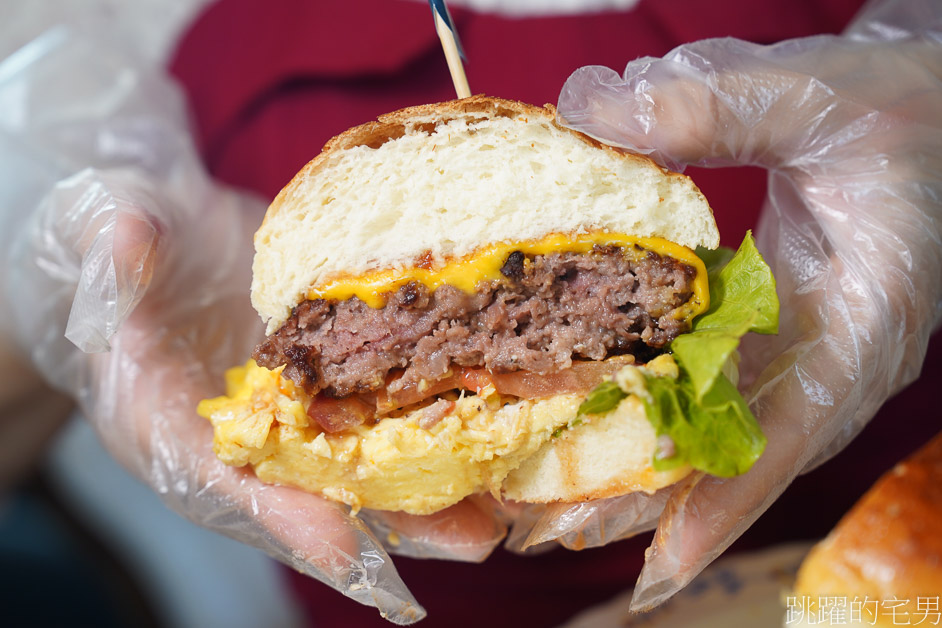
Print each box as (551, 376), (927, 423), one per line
(199, 360), (690, 515)
(503, 393), (690, 503)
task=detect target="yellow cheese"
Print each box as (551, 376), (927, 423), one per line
(306, 232), (709, 322)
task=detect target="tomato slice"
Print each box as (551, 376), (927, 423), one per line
(305, 355), (636, 433)
(376, 375), (461, 414)
(473, 355), (636, 398)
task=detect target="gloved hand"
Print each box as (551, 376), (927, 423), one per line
(0, 26), (507, 625)
(520, 0), (942, 610)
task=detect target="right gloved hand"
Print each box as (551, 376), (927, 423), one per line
(512, 0), (942, 611)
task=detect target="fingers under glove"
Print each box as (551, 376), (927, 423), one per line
(506, 487), (672, 553)
(359, 496), (510, 562)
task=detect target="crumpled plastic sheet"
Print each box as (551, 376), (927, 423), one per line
(1, 0), (940, 622)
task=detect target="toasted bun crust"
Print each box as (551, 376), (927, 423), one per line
(793, 432), (942, 626)
(252, 95), (719, 333)
(503, 394), (690, 503)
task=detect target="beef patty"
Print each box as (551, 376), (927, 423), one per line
(254, 245), (698, 398)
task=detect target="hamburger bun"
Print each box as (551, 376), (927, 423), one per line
(199, 96), (738, 516)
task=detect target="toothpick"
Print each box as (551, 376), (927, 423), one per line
(429, 0), (471, 99)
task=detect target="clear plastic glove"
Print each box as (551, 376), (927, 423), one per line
(0, 26), (507, 625)
(527, 0), (942, 610)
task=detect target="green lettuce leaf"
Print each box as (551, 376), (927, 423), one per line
(674, 232), (778, 401)
(695, 233), (779, 335)
(642, 372), (766, 477)
(577, 380), (624, 415)
(578, 231), (779, 477)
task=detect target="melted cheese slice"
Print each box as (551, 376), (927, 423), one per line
(307, 232), (709, 321)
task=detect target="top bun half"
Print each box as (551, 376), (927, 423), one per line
(252, 96), (719, 333)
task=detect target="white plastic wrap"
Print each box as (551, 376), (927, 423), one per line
(1, 0), (940, 622)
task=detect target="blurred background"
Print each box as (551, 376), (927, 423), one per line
(1, 0), (937, 626)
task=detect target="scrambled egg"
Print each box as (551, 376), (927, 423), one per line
(197, 361), (584, 514)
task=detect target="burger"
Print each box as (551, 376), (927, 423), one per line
(198, 96), (778, 515)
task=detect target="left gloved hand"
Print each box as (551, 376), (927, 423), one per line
(0, 25), (505, 625)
